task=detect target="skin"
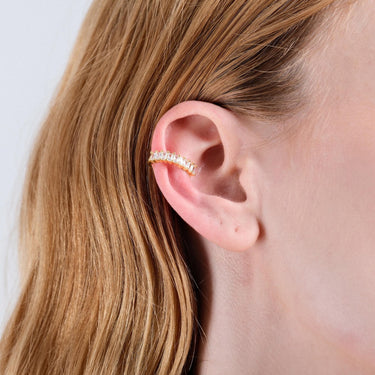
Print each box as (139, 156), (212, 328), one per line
(150, 1), (375, 373)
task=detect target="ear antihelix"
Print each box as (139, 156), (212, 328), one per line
(148, 150), (198, 176)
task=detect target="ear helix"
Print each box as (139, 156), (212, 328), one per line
(148, 150), (198, 176)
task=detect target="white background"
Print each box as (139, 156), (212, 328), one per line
(0, 0), (92, 336)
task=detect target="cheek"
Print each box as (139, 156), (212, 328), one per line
(321, 103), (375, 246)
(302, 111), (375, 338)
(263, 108), (375, 365)
(265, 0), (375, 362)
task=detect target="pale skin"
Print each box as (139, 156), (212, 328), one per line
(150, 1), (375, 374)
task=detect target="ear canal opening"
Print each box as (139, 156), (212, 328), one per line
(214, 169), (247, 203)
(201, 143), (224, 170)
(200, 144), (247, 203)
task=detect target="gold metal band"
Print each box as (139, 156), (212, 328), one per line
(148, 150), (197, 176)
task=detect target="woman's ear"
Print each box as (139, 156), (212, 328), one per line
(149, 100), (261, 252)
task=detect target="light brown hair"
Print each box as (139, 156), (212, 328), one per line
(0, 0), (345, 373)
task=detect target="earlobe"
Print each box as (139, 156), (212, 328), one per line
(149, 100), (261, 252)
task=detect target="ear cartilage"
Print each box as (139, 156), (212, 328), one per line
(148, 150), (197, 176)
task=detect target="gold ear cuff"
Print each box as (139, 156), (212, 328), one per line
(148, 150), (197, 176)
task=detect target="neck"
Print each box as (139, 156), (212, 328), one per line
(187, 233), (371, 375)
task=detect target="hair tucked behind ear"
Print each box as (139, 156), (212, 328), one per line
(1, 0), (345, 373)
